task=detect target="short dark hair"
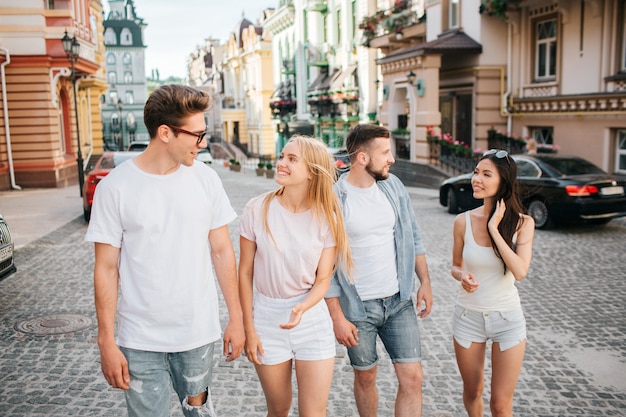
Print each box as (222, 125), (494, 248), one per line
(143, 84), (210, 139)
(345, 124), (390, 162)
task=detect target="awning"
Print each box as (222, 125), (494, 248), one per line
(377, 29), (482, 65)
(320, 69), (340, 90)
(330, 64), (357, 91)
(308, 70), (328, 92)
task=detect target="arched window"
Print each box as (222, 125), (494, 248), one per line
(124, 72), (133, 83)
(111, 112), (120, 126)
(106, 53), (116, 65)
(108, 71), (117, 85)
(123, 53), (132, 65)
(127, 112), (136, 130)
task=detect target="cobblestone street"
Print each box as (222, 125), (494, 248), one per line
(1, 163), (625, 416)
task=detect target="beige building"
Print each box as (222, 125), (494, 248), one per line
(371, 0), (626, 174)
(0, 0), (108, 190)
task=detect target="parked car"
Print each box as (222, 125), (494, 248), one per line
(82, 151), (141, 222)
(439, 154), (626, 229)
(196, 147), (213, 164)
(328, 148), (351, 176)
(127, 141), (149, 151)
(0, 213), (17, 279)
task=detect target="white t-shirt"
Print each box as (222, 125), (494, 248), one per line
(85, 159), (237, 352)
(239, 195), (336, 299)
(343, 181), (399, 300)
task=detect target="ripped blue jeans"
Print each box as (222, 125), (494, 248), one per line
(120, 343), (216, 417)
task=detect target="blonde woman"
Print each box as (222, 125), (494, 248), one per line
(239, 136), (351, 417)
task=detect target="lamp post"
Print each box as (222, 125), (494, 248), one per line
(61, 30), (84, 197)
(116, 99), (124, 150)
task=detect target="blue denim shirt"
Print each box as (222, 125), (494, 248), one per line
(326, 173), (426, 320)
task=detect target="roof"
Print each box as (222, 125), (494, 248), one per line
(104, 20), (146, 47)
(377, 29), (482, 64)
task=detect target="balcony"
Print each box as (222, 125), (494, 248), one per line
(511, 91), (626, 115)
(359, 0), (426, 53)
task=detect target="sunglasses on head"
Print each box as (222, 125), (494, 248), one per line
(166, 125), (208, 145)
(483, 149), (510, 164)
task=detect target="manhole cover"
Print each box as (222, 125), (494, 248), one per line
(14, 314), (93, 335)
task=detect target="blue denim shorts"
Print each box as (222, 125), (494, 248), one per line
(451, 305), (527, 351)
(253, 292), (336, 365)
(120, 343), (216, 417)
(347, 293), (422, 371)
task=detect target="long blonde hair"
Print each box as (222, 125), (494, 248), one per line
(261, 135), (353, 276)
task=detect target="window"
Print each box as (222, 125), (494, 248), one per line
(109, 90), (118, 105)
(125, 91), (134, 104)
(46, 0), (54, 9)
(531, 126), (554, 145)
(111, 113), (120, 126)
(535, 18), (557, 81)
(124, 72), (133, 84)
(450, 0), (459, 28)
(617, 130), (626, 173)
(123, 53), (132, 65)
(104, 28), (116, 45)
(106, 53), (116, 65)
(108, 71), (117, 85)
(120, 28), (133, 46)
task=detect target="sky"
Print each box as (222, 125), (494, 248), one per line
(110, 0), (275, 79)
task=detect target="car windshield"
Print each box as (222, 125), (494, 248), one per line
(98, 153), (136, 169)
(541, 158), (606, 176)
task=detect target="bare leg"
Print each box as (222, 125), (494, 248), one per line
(254, 360), (293, 417)
(490, 341), (526, 417)
(454, 339), (487, 417)
(393, 362), (423, 417)
(354, 366), (378, 417)
(295, 357), (335, 417)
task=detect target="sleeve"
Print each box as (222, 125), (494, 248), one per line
(239, 198), (257, 242)
(84, 177), (123, 248)
(208, 170), (237, 230)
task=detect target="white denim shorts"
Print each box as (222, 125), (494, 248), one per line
(451, 305), (526, 351)
(253, 292), (336, 365)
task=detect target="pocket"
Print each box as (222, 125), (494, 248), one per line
(499, 309), (525, 325)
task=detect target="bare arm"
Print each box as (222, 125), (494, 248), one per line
(325, 296), (359, 347)
(414, 254), (433, 318)
(280, 246), (337, 329)
(451, 213), (479, 293)
(238, 235), (264, 364)
(488, 201), (535, 280)
(93, 242), (129, 390)
(209, 225), (244, 362)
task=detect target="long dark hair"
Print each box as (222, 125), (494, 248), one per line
(480, 151), (526, 270)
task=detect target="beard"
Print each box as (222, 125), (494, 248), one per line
(365, 161), (389, 181)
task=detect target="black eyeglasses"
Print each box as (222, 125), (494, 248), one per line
(483, 149), (510, 165)
(166, 125), (208, 145)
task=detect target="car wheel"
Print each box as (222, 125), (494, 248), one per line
(83, 207), (91, 223)
(447, 189), (459, 214)
(527, 200), (553, 229)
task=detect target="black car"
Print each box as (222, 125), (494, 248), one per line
(439, 154), (626, 229)
(0, 213), (16, 279)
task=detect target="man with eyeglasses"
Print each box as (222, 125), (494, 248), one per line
(86, 84), (244, 417)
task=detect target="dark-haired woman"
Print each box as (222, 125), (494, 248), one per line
(450, 149), (535, 417)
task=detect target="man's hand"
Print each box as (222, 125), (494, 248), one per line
(222, 318), (245, 362)
(416, 282), (433, 319)
(99, 343), (130, 390)
(332, 316), (359, 347)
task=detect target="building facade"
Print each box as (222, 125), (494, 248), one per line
(102, 0), (148, 150)
(0, 0), (108, 190)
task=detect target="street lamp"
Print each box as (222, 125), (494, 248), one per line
(116, 99), (124, 150)
(61, 30), (84, 197)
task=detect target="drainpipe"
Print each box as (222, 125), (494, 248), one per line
(505, 20), (512, 134)
(0, 48), (21, 190)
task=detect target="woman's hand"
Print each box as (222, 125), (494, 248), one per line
(279, 303), (304, 329)
(488, 199), (506, 231)
(460, 271), (480, 293)
(244, 331), (264, 365)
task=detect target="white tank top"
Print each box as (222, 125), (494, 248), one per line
(456, 211), (521, 312)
